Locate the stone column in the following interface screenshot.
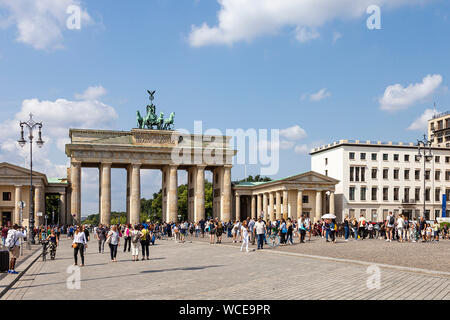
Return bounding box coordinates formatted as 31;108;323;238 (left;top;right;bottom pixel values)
126;165;131;224
14;185;22;225
329;191;335;214
100;162;112;226
276;191;282;220
269;192;274;220
221;165;232;222
235;194;241;222
251;195;256;219
283;190;289;219
263;193;268;219
70;161;81;224
315;191;322;222
195;165;206;222
167;165;178;223
297;190;303;219
59;192;66;226
130;163;141;225
35;185;45;226
257;194;262;217
161;167;167;223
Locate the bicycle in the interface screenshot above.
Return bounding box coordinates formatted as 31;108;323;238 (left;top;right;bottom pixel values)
265;232;280;248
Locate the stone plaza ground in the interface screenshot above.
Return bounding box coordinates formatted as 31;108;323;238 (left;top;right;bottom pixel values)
1;234;449;300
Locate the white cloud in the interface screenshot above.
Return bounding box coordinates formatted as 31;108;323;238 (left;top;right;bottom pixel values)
332;31;342;43
188;0;422;47
407;108;438;131
0;87;118;177
295;27;320;43
75;85;107;101
280;125;307;140
294;144;309;154
0;0;91;50
302;88;331;102
379;74;443;111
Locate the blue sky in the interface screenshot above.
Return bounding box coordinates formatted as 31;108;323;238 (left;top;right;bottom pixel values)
0;0;449;216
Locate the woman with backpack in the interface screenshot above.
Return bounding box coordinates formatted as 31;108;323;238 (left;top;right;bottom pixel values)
208;220;216;244
130;225;141;261
216;221;223;244
279;219;287;245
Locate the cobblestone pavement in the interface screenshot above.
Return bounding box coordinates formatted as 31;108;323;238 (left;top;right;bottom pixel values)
2;238;449;300
190;233;450;272
0;242;41;283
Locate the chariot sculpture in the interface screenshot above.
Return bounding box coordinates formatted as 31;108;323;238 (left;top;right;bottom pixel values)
136;90;175;130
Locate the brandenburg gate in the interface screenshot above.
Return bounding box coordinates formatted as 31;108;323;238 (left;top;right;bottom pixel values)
65;129;236;225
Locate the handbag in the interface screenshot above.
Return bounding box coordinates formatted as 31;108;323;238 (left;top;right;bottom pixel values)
72;243;78;249
106;235;112;245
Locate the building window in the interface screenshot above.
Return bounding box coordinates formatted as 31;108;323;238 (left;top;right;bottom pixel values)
383;187;388;201
435;210;440;218
325;158;328;165
355;167;360;182
404;154;410;162
446;171;450;181
360;153;366;160
425;170;430;180
415;188;420;201
393;154;399;161
383;154;388;161
394;169;399;180
349;209;355;218
349;187;355;201
435;188;440;202
302;196;309;204
2;192;11;201
383;169;388;179
349;152;355;160
404;188;410;202
446;189;450;199
360;209;366;218
350;167;354;182
435;170;441;181
394;188;399;201
361;187;367;201
426;188;431;202
371;153;377;161
325;170;328;176
404;169;410;180
415;155;421;162
415;170;420;180
361;167;365;182
435;156;440;163
371;188;377;201
446;156;450;163
371;168;377;179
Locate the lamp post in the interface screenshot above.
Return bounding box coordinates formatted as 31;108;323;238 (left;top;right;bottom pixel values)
18;113;45;245
417;134;433;220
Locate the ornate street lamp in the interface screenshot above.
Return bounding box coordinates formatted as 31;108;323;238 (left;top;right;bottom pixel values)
18;113;44;245
417;134;433;220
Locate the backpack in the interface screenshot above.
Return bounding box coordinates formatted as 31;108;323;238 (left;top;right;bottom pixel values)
389;216;395;225
131;231;140;243
5;230;17;251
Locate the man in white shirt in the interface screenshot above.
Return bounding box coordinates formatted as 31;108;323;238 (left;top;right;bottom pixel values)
397;214;405;242
254;217;266;250
6;224;26;274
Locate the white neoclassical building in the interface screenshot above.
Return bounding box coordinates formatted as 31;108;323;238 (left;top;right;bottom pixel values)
311;139;450;222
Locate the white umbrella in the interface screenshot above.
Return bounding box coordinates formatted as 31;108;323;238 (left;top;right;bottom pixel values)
321;213;336;219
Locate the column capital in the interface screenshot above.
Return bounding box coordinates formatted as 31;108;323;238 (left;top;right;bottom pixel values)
196;164;207;170
223;165;233;169
131;162;141;168
14;185;23;188
71;160;82;167
101;162;113;167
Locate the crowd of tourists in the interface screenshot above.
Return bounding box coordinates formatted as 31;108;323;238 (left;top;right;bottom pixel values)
1;211;448;271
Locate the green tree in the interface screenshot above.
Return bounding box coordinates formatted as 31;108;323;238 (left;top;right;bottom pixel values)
45;195;60;225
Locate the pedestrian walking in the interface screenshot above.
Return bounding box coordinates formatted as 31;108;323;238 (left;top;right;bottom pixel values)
240;220;250;252
106;225;120;262
123;224;132;252
5;224;25;274
130;225;141;261
254;217;265;250
140;225;150;260
72;226;87;266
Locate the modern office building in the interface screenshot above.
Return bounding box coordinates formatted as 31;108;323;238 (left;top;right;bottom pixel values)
429;111;450;147
310;139;450;222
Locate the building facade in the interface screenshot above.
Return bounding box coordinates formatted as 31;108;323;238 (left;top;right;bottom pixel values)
311;140;450;222
429;111;450;147
0;162;68;227
232;171;338;222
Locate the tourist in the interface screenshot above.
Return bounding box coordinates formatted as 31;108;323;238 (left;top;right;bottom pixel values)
343;215;350;241
433;220;440;241
248;218;255;245
96;224;107;253
216;220;223;244
106;225;120;262
358;214;366;240
129;225;141;261
208;219;216;244
279;219;287;244
298;215;306;243
1;225;8;247
386;212;395;242
443;223;449;240
351;218;358;240
425;223;433;241
397;214;405;242
286;218;294;245
195;222;200;237
419;217;426;242
45;229;58;260
5;224;26;274
140;225;150;260
123;224;131;252
254;217;265;249
82;225;90;253
240;220;249;252
72;226;87;266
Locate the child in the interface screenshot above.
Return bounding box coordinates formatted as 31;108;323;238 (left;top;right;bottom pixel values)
425;224;432;242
